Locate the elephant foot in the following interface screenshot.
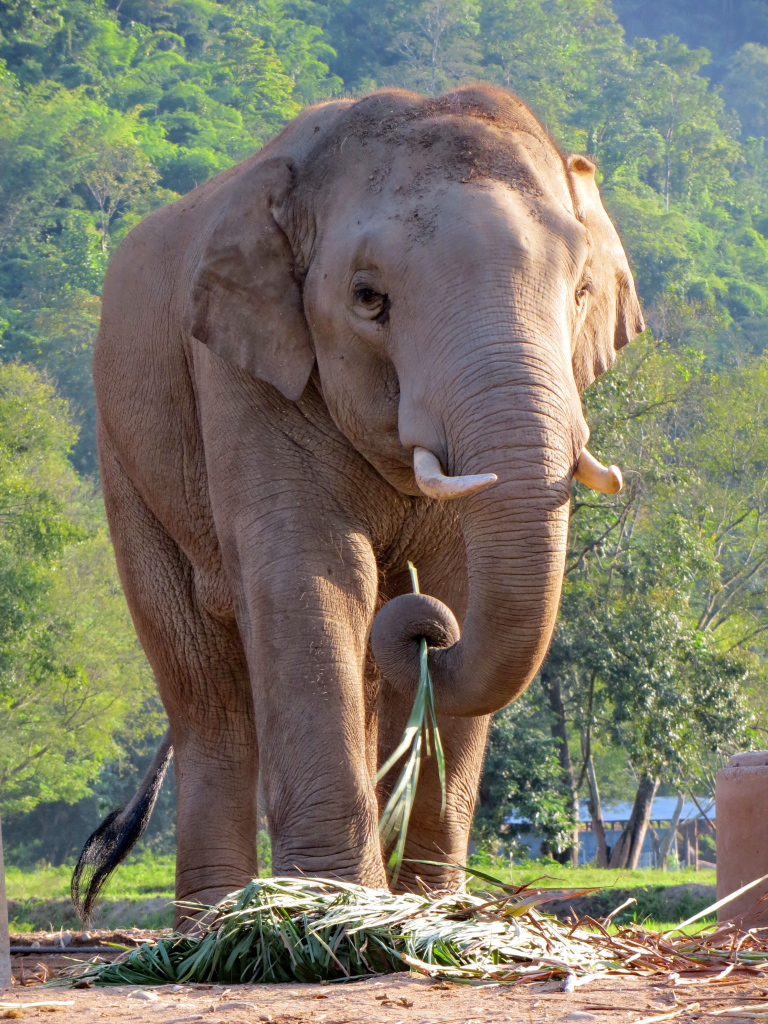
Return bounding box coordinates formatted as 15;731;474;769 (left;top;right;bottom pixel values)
173;881;253;932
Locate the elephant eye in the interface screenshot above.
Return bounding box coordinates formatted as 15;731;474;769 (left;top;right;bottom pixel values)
353;285;390;323
575;280;592;307
355;287;379;305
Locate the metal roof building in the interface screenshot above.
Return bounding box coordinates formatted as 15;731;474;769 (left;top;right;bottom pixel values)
506;797;715;868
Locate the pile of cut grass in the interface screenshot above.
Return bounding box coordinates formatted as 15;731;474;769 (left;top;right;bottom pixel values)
63;875;616;986
64;869;768;988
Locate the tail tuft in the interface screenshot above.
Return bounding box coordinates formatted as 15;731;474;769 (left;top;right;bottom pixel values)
71;731;173;926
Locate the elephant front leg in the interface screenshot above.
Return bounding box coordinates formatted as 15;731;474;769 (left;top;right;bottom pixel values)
242;528;387;887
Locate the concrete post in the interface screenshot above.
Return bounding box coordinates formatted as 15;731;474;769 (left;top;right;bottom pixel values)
716;751;768;924
0;816;12;988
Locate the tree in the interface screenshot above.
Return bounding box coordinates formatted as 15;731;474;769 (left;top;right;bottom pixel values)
532;336;757;866
387;0;481;95
612;0;768;76
723;44;768;139
0;362;157;815
0;0;341;476
475;680;577;858
77;141;159;254
481;0;626;150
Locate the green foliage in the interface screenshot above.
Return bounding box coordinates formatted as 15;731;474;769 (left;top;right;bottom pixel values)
612;0;768;78
257;830;272;876
0;363;156;816
378;562;446;879
0;0;340;476
383;0;481;95
69;876;659;986
3;701;176;867
474;681;576;852
723;44;768;139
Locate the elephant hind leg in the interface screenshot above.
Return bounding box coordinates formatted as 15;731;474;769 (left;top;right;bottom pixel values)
97;426;259;921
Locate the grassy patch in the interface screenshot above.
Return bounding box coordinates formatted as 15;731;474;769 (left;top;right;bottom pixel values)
618;917;717;935
513;863;717;888
5;852;175;901
463;857;717;931
5;854;715;904
467;857;716;890
4;853;719;935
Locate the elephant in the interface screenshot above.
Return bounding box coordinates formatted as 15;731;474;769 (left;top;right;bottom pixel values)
72;85;643;924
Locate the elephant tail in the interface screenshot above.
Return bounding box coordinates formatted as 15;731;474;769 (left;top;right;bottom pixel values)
71;730;173;925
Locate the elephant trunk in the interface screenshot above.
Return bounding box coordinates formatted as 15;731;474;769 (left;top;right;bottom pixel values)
371;345;584;717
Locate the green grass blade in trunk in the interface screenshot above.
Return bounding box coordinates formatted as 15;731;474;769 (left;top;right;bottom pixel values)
377;562;447;880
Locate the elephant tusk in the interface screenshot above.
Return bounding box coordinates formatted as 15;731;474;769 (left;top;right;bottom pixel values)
574;448;623;494
413;446;498;500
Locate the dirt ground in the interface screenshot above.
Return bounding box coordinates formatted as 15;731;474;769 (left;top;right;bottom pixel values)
2;969;768;1024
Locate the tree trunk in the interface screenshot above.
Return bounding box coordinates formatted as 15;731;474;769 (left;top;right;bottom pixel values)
609;775;659;869
657;792;685;870
541;668;580;865
649;826;661;867
681;819;699;869
586;753;609;868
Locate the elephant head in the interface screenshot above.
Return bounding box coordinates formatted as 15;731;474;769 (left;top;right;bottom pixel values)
186;87;643;718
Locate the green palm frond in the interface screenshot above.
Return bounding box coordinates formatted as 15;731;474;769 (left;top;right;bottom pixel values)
377;562;446;881
61;875;631;987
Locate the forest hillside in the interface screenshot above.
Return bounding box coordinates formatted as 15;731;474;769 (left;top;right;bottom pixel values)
2;0;768;867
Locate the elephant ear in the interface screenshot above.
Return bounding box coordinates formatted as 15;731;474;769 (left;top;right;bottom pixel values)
566;155;645;391
185;156;314;402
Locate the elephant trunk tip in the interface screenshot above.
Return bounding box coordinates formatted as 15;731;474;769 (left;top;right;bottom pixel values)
370;592;460;698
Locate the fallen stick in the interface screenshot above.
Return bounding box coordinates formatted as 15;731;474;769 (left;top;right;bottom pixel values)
156;1016;205;1024
628;1004;701;1024
681;997;768;1003
9;946;130;955
0;1002;75;1008
581;1005;658;1013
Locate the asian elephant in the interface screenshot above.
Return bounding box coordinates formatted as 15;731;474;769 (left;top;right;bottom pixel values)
73;85;643;923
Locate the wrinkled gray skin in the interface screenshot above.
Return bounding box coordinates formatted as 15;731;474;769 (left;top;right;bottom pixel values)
94;86;643;916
